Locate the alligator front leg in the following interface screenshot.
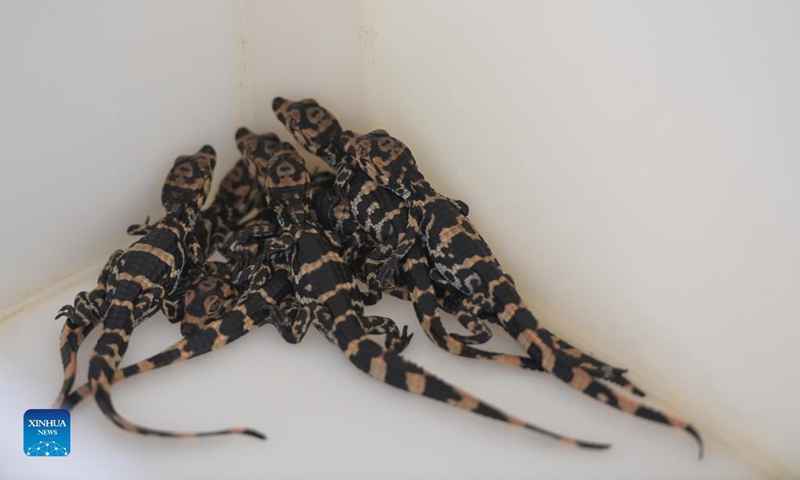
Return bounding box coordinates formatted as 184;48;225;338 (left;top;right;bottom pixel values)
126;217;152;236
162;272;200;324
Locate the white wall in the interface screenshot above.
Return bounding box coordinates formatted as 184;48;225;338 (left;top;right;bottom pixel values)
364;1;800;477
239;0;374;159
0;1;244;309
0;0;371;312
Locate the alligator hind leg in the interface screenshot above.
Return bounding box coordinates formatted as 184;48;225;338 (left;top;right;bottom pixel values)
130;285;165;328
55;291;101;328
361;315;413;353
402;246;544;372
53;249;123;407
449;296;495;345
55;249;122;327
60;291;282;410
66;304;272;438
427;269;494;345
536;328;645;397
416;297;545;372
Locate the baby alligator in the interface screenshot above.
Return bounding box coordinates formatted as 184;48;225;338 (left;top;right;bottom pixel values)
272;98;648;393
351;128;703;456
241;139;610;449
52;147;245;438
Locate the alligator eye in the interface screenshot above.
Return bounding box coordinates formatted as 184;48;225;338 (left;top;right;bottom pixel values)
208;299;222;314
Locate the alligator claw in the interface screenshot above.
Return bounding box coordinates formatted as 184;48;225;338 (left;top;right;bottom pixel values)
54;305;85;326
396;325;414;352
54;305;71;320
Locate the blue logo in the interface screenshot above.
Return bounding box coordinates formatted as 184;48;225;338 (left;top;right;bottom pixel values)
24;409;70;457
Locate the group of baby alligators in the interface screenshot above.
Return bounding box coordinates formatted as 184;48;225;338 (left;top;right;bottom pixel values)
52;96;702;457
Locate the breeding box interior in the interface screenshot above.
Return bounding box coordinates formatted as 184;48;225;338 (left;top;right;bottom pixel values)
1;2;798;479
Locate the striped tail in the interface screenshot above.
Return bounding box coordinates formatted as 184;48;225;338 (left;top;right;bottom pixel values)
94;385;265;440
53;321;97;408
465;258;642;387
459;262;701;455
66;296;283;440
53;289;109;408
60;384;92;411
343;334;610;450
61;302;272;411
61;297;136;411
89;310;266;440
492;283;703;456
485;271;645;395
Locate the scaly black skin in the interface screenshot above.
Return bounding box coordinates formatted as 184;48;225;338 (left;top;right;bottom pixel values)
347;127;703;456
232;130;412;352
53;247;195;407
274;98;540;364
273;97;423;304
178;205;280;338
59;133;381;437
54;160;262;407
173;199;278;341
310;169;548;372
134;168;357;347
59;135;286;423
271;98;647;383
244;140;610;449
178;157;269;336
272;98;652;391
63;170;348;412
194;158;266;255
60;260;291;441
52;147;277;441
177;138;281;336
61;264;240;410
